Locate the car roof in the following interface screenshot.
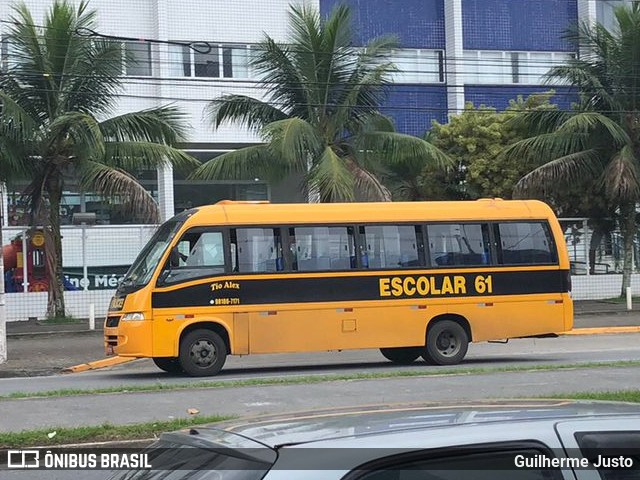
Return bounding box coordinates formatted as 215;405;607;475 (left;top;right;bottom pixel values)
192;400;640;448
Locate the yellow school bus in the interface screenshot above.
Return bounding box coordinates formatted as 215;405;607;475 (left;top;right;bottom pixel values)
104;199;573;376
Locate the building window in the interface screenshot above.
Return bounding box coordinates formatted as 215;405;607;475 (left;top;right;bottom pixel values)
124;41;153;76
169;42;252;79
390;49;444;84
464;50;575;85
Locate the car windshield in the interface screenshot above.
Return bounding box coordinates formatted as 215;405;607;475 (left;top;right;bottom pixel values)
106;434;276;480
120;219;183;290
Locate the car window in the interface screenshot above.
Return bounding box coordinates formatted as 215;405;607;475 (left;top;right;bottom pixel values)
348;447;563;480
575;431;640;480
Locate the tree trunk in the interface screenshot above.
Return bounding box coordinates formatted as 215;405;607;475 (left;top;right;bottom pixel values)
44;178;65;319
620;204;636;297
588;228;604;275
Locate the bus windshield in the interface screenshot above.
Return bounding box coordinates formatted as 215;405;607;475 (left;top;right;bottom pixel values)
120;219;183;291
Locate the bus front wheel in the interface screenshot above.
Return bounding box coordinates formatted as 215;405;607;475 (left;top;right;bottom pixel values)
153;357;183;374
423;320;468;365
380;347;422;365
179;329;227;377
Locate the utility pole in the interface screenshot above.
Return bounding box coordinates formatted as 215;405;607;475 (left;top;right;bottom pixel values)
0;182;7;364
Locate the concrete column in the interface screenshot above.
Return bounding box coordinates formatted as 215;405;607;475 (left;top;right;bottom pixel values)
157;164;175;222
154;0;175;222
577;0;597;24
1;183;8;227
577;0;597;59
445;0;465;119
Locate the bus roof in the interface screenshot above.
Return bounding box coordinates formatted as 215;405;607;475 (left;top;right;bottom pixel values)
183;199;557;226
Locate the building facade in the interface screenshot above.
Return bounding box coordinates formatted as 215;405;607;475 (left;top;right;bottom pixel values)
0;0;625;226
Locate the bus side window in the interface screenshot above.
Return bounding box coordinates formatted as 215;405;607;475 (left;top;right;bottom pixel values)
233;228;283;272
358;225;423;269
498;222;557;265
290;226;355;271
426;223;490;267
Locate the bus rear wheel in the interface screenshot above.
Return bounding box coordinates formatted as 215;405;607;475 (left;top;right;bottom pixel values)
153;357;183;374
423;320;469;365
179;329;227;377
380;347;422;365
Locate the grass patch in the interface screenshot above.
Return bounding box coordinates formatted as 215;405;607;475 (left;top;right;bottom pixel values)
0;414;232;448
3;360;640;401
546;390;640;403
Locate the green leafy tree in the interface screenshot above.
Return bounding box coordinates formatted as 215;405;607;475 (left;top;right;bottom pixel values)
507;3;640;295
0;1;195;317
192;4;449;202
407;93;556;201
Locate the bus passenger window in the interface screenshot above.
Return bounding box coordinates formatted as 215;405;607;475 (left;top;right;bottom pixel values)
232;228;283;273
290;226;355;271
498;222;557;265
427;224;491;267
359;225;423;269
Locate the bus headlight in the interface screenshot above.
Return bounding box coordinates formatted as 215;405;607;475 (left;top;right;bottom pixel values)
122;312;145;321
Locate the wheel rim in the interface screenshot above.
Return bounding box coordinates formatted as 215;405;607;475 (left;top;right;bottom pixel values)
435;330;460;357
189;339;216;367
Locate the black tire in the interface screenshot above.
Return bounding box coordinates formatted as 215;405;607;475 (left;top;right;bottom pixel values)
422;320;469;365
179;329;227;377
380;347;422;365
153;357;183;374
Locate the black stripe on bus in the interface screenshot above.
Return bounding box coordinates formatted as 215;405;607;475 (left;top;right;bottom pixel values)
151;269;570;309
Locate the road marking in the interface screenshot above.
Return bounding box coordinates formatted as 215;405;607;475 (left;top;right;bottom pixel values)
62;356;138;373
564;327;640;335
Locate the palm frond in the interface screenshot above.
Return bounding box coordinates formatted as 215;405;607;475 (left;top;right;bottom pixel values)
556;112;630;146
100;106;189;144
358;131;452;169
103;141;199;173
78;161;159;223
307;146;355;202
262;117;323;169
504;131;590;164
190;145;285;182
602;145;640;203
206;94;287;131
0;91;38;138
45;112;105;161
346;159;392;201
514;149;603;197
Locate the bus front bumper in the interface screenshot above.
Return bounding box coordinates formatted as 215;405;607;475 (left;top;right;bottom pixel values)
104;318;153;357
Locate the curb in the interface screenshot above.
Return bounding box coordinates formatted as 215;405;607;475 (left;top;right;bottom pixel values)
8;330;104;339
62;356;138;373
564;326;640;335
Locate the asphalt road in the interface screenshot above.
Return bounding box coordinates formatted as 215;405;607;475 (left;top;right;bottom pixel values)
0;333;639;433
1;333;640;395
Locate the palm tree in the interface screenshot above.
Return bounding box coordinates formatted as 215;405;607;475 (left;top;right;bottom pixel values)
507;2;640;295
0;1;195;318
192;4;449;202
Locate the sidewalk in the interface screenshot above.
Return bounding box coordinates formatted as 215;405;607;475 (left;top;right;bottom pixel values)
1;303;640;378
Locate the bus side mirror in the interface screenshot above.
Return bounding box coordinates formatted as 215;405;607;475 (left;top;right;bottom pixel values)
169;247;181;268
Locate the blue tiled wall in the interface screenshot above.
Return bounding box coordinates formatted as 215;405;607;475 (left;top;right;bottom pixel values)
320;0;445;49
464;86;577;111
462;0;578;51
380;86;448;136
